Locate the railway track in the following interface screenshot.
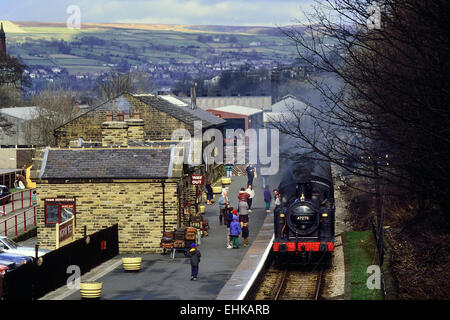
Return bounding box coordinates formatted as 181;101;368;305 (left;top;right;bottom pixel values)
254;264;325;300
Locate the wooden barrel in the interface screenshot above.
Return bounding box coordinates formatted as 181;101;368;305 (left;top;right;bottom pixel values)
80;282;102;299
122;257;142;271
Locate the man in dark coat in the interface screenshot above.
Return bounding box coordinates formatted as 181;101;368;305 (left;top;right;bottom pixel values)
205;182;213;205
187;243;201;280
246;164;255;187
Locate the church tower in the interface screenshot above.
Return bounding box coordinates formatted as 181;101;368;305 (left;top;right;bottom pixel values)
0;23;6;56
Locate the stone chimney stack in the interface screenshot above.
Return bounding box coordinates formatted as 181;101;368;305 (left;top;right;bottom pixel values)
126;110;145;142
102;111;128;147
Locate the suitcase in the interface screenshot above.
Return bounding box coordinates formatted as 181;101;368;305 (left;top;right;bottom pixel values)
174;240;185;248
185;232;197;240
163;231;174;239
161;242;173;249
174;228;185;240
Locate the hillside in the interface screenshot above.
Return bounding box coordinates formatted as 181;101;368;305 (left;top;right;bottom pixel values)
13;21;293;35
3;20;301;80
0;21;26;33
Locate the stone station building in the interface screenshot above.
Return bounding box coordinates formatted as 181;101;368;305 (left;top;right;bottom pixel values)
31;92;226;253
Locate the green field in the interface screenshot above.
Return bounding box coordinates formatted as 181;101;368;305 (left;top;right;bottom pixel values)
4;21;299;74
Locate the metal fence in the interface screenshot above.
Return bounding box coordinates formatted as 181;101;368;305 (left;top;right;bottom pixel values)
1;206;37;237
1;188;36;215
0;224;119;300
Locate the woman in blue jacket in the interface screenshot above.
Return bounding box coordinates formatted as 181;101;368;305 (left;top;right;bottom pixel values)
229;215;241;249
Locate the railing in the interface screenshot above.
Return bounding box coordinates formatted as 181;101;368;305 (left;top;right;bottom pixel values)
0;188;36;216
1;206;37;237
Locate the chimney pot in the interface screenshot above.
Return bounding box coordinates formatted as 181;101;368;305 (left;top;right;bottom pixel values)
134;111;141;119
124;113;130;120
117;111;124;121
106;111;113;122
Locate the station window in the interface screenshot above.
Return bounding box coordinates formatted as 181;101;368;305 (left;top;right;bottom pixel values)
44;198;76;226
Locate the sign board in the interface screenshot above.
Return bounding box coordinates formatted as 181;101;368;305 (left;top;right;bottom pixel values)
190;175;205;186
44;198;76;225
56;217;74;249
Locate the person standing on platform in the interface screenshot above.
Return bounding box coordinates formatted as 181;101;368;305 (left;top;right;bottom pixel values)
238;187;250;203
225;163;234;178
246;184;255;213
274;192;281;212
230;214;241;249
187;243;201;281
205;182;213;205
218;191;229;225
225;208;235;248
264;185;272;213
238;199;249;228
246;164;255;187
242;222;249;247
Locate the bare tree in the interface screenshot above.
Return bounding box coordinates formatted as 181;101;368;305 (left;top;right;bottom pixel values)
272;0;450;213
0;53;27;133
27;87;78;146
94;71;155;104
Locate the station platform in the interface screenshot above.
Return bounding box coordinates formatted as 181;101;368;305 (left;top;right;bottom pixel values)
51;173;280;300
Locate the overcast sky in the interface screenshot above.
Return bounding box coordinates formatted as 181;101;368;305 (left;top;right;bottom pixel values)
0;0;316;26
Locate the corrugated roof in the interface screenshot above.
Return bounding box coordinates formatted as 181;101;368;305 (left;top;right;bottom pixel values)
271;95;309;113
182;96;272;111
212;105;264;116
159;95;189;107
41;148;174;179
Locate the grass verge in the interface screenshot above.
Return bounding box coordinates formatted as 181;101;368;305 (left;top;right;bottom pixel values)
342;230;384;300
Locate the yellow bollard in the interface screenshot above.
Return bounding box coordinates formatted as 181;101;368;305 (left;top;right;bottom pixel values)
80;282;102;299
199;205;205;213
122;257;142;271
221;177;231;185
212;186;222;194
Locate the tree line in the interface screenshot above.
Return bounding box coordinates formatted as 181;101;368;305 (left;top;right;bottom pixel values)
271;0;450;217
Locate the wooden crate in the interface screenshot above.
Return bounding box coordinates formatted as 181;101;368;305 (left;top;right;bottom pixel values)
174;240;185;248
185;232;196;240
161;242;174;249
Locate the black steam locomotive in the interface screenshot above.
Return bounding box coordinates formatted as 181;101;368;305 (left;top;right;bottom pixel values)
273;153;335;266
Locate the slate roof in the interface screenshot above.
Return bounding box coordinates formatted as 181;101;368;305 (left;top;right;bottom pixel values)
134;94;225;129
54;92;225;133
40;148;174;179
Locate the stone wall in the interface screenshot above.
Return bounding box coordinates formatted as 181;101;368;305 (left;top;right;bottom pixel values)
101;121;129;147
36;180;180;253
